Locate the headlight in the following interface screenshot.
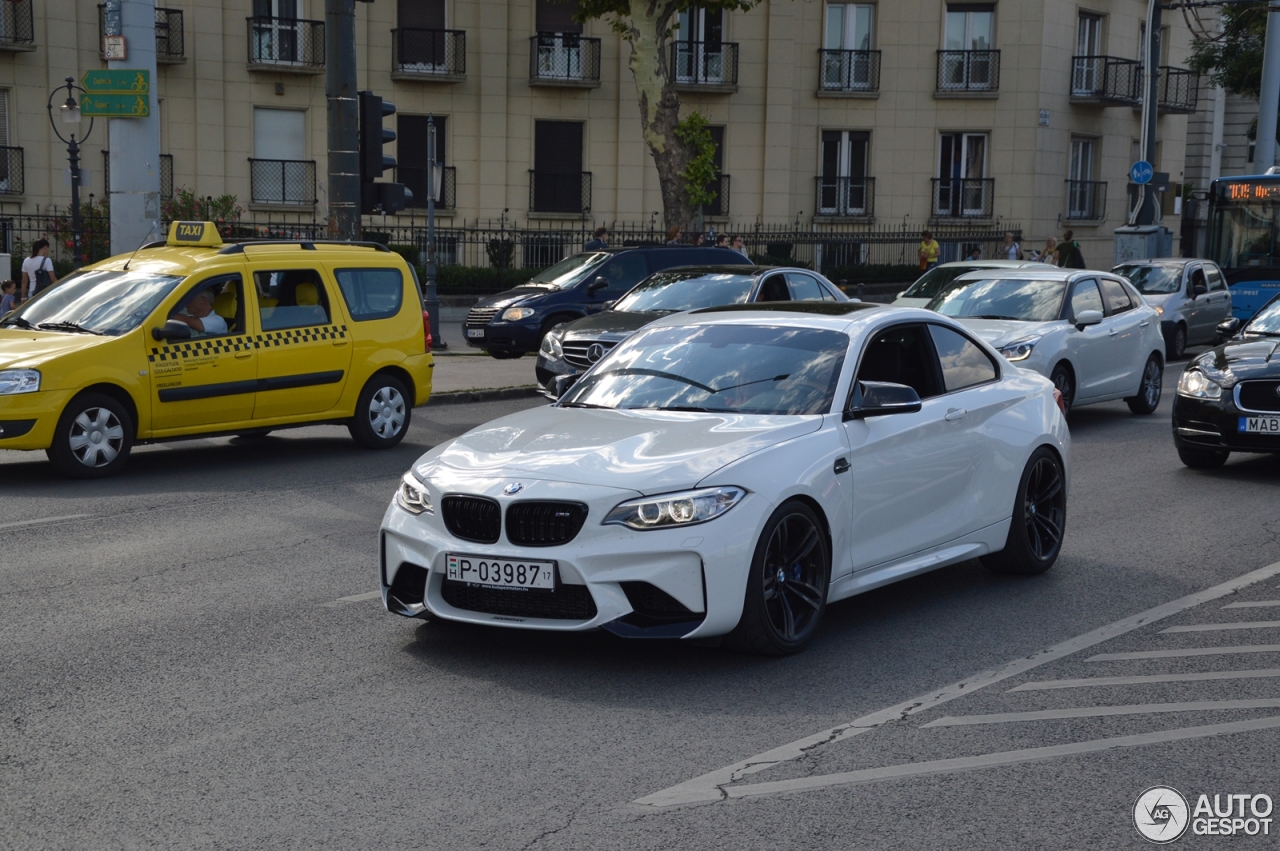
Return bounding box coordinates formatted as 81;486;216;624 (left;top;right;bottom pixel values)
603;486;745;530
1153;305;1164;316
501;307;536;322
998;337;1041;362
540;330;563;359
395;472;433;515
1177;370;1223;400
0;369;39;395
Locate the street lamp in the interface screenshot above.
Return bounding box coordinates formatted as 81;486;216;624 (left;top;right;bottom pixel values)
421;115;446;349
47;76;95;267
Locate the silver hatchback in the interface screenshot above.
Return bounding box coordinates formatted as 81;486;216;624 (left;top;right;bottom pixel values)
1112;260;1233;358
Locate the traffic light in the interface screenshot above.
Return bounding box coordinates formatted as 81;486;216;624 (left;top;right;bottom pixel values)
358;90;410;214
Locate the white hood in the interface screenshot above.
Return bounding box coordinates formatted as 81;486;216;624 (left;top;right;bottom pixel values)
954;317;1061;349
419;405;823;494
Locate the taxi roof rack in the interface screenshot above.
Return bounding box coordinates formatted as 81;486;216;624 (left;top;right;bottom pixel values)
216;239;391;255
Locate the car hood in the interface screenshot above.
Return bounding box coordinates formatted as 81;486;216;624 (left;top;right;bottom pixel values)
560;310;659;338
953;317;1060;348
1196;337;1280;382
417;404;823;494
1140;292;1173;308
473;286;562;309
0;329;115;370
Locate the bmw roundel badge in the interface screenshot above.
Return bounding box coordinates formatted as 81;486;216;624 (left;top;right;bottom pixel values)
503;483;524;495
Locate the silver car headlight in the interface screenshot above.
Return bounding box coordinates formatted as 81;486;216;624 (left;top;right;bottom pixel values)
604;486;745;530
501;307;536;321
1177;369;1223;400
0;369;39;395
540;330;563;359
1153;305;1164;316
395;472;433;515
998;337;1040;362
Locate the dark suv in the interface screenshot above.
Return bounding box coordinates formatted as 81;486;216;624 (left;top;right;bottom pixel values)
462;246;751;358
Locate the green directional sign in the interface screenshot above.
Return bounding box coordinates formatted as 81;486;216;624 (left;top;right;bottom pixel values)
81;69;150;95
80;92;150;117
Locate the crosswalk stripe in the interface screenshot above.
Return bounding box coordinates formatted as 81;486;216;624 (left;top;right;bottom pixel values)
1223;600;1280;609
1161;620;1280;633
1087;644;1280;662
1008;668;1280;692
923;698;1280;727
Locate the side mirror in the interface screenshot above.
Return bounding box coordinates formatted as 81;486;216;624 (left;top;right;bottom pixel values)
152;319;192;342
844;381;923;420
1192;283;1208;298
1217;317;1242;338
552;373;580;400
602;300;616;310
587;276;609;295
1074;309;1103;329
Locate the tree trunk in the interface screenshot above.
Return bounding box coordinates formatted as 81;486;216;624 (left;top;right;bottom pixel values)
623;0;695;232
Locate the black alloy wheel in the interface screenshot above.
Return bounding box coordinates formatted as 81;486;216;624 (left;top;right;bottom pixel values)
1126;355;1163;414
729;501;830;655
981;447;1066;576
1049;364;1074;415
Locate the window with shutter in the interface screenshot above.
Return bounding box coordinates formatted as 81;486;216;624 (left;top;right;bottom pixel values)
398;0;445;29
536;0;582;34
0;90;9;148
397;115;447;208
533;121;584;212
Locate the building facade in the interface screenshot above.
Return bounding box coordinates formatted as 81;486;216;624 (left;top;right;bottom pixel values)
0;0;1198;265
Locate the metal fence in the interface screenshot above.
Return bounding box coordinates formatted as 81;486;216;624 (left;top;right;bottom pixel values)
529;171;591;215
936;50;1000;93
0;0;33;48
249;158;317;206
393;28;465;77
0;147;23;197
818;49;881;94
671;41;739;88
397;165;457;210
246;16;325;69
529;34;602;85
102;151;173;200
1065;180;1107;222
99;5;183;62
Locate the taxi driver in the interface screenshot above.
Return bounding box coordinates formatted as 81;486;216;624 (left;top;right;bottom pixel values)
172;290;227;336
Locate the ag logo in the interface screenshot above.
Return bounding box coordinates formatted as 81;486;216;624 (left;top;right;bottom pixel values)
1134;786;1190;843
586;343;606;364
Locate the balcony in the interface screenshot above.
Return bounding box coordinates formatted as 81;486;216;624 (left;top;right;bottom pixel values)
0;147;24;196
249;158;316;206
392;28;465;82
931;178;994;220
815;176;875;219
1070;55;1140;104
398;165;456;211
935;50;1000;96
817;49;881;96
1065;180;1107;222
671;42;739;93
99;6;184;63
246;17;325;74
528;34;601;88
0;0;33;51
103;151;173;200
529;171;591;215
701;174;731;218
1158;66;1199;113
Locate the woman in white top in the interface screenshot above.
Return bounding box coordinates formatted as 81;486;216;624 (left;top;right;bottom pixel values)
1001;232;1021;261
21;239;58;300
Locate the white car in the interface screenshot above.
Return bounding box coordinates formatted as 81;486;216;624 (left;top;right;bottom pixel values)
380;302;1070;655
893;260;1059;308
928;268;1166;415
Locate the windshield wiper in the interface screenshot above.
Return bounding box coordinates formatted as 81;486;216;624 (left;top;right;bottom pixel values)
970;314;1024;321
0;315;32;329
558;400;609;409
596;368;717;395
36;321;103;335
712;374;789;393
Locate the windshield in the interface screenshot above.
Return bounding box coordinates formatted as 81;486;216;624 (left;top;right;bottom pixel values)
524;253;609;289
929;277;1067;323
902;265;986;299
612;272;755;313
1209;200;1279;271
1114;264;1182;294
1245;297;1280;335
561;324;849;415
3;269;186;336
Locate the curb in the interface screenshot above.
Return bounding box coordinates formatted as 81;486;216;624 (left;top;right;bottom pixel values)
427;386;543;405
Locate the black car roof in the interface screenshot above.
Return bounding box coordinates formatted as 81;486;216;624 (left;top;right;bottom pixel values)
646;264;769;276
590;246;748;255
690;301;882;316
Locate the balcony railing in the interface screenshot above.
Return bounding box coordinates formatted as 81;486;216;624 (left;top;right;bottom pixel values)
936;50;1000;93
1070;55;1140;103
818;49;881;94
249;158;317;206
1065;180;1106;221
99;6;184;62
0;147;24;195
815;176;875;218
0;0;34;50
701;174;731;218
392;28;465;79
528;34;601;86
247;17;324;71
102;152;174;200
529;171;591;215
398;165;456;210
932;178;994;219
1158;66;1199;113
671;41;739;90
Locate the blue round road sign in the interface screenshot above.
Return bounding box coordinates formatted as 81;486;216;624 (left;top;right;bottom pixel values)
1130;160;1154;185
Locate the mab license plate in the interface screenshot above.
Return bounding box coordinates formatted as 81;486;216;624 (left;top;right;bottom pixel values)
466;328;485;339
446;554;555;590
1239;416;1280;434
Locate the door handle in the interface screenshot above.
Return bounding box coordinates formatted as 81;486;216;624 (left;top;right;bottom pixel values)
333;339;349;347
1108;328;1118;336
833;457;850;475
235;351;252;359
944;408;967;422
1139;320;1149;327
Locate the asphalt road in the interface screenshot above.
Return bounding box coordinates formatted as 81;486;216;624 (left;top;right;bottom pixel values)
4;356;1280;850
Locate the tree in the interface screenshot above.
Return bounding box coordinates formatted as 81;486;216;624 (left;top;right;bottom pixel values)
576;0;760;229
1188;2;1268;99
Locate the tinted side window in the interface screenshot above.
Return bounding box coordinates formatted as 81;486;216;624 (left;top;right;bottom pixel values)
928;325;998;392
855;324;942;400
595;253;650;297
1206;266;1227;291
757;274;791;302
1069;279;1104;319
253;269;332;330
1099;278;1134;314
785;272;824;301
334;268;404;321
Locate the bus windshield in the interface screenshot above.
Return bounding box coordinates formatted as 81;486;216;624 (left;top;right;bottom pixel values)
1209;183;1280;272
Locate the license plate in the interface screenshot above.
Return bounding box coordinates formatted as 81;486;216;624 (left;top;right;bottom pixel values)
445;553;555;590
1239;416;1280;434
466;328;485;339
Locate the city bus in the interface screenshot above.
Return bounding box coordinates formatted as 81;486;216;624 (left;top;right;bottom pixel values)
1207;173;1280;320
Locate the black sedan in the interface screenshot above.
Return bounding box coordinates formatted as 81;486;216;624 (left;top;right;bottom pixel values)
1173;293;1280;468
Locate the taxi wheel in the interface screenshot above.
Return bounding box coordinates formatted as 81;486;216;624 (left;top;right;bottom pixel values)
349;374;411;449
47;392;134;479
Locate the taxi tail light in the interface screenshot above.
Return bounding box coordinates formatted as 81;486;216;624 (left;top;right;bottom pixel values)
422;310;432;353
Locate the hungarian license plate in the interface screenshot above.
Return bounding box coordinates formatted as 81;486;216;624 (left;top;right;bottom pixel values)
446;553;555;590
466;328;485;339
1239;416;1280;434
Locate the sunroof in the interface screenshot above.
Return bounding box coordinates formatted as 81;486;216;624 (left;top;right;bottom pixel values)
689;301;883;316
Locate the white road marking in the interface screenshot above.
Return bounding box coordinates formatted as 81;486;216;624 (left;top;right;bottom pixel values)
1161;620;1280;633
1224;600;1280;609
1088;644;1280;662
923;698;1280;728
633;558;1280;809
321;590;381;608
0;514;93;532
712;716;1280;802
1008;668;1280;692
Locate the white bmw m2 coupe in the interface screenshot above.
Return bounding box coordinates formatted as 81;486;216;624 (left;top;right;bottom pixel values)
380;302;1070;654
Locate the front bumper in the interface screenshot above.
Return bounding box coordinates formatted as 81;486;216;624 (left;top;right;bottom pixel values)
534;351;576;388
1172;393;1280;454
462;319;541;353
0;388;75;451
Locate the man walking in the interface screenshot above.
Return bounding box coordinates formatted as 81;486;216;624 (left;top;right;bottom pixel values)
1055;229;1086;269
584;227;609;251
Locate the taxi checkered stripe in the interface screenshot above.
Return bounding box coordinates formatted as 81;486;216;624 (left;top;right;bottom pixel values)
148;324;348;362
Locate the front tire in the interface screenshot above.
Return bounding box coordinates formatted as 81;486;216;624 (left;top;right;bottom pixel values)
1125;355;1163;415
348;374;410;449
1049;363;1075;416
46;392;134;479
728;501;830;656
981;447;1066;576
1166;324;1187;360
1178;446;1229;469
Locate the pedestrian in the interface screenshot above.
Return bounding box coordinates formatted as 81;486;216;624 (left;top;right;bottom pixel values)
1032;236;1057;264
0;280;15;315
666;225;682;244
918;230;940;271
715;233;730;248
731;235;749;258
584;226;608;251
1001;231;1022;260
1056;229;1085;269
21;239;57;301
967;246;983;261
692;232;705;246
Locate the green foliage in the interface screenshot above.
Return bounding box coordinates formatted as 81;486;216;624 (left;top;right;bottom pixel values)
431;265;547;294
575;1;763;35
163;187;244;223
47;196;112;264
1189;3;1267;99
675;112;719;209
486;239;515;269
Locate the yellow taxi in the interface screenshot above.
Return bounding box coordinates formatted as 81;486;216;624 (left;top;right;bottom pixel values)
0;221;433;477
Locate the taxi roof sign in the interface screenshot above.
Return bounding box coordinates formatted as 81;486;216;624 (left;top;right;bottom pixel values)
166;221;223;248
